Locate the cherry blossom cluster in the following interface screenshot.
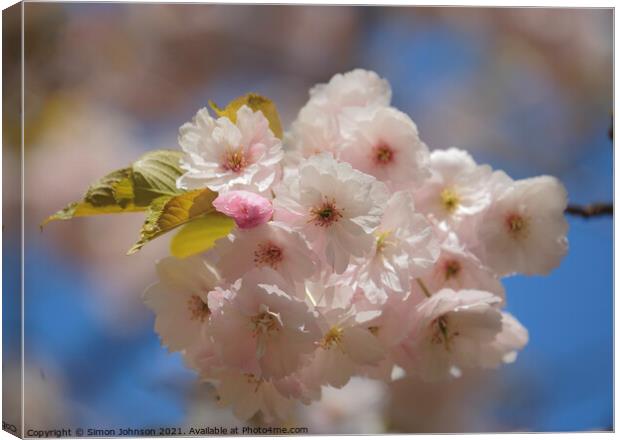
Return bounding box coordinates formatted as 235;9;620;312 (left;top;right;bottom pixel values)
144;69;569;422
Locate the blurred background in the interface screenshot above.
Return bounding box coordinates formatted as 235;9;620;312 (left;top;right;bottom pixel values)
3;4;613;434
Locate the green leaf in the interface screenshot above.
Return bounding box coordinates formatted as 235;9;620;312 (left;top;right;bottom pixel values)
127;188;221;255
209;93;283;139
84;168;134;207
170;214;235;258
42;149;185;227
132;150;185;205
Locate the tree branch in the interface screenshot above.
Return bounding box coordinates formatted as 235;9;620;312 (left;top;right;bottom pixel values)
565;203;613;218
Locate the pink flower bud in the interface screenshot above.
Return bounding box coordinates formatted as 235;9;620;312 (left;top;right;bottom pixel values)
213;190;273;229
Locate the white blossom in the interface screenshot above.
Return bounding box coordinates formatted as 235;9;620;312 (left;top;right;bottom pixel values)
143;256;220;352
207;268;320;380
476;175;569;276
287;107;344;159
422;233;505;302
354;191;439;303
213;222;319;286
397;289;527;381
302;306;385;389
177;105;283;193
273;153;388;274
415;148;493;235
339;107;430;187
303;68;391;115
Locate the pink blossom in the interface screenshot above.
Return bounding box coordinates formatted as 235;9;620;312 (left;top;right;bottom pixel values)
213;190;273;229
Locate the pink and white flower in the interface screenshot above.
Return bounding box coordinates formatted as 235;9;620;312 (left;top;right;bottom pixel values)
143;256;221;352
207;269;320;380
273;153;388;274
414;148;493;235
302;69;391;116
177;105;283;193
476;175;569;276
421;233;505;302
397;289;527;381
287;107;344;159
302;306;385;389
212;222;318;286
339;107;430;187
354;191;439;303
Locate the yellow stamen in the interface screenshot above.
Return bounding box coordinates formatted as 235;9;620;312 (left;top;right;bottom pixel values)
373;143;395;165
375;230;393;254
320;326;344;349
440;188;460;213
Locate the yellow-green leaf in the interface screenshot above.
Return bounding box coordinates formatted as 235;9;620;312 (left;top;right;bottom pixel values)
209;93;283;139
42;149;185;227
42;201;145;226
127;189;219;255
170;214;235;258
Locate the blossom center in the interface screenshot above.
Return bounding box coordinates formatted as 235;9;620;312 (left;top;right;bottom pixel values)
187;295;210;322
251;307;281;337
320;326;344;349
253;241;284;269
310;198;343;227
375;231;393;255
505;213;528;239
430;315;459;351
222;149;247;173
372;142;395;166
444;259;461;280
440;188;460;213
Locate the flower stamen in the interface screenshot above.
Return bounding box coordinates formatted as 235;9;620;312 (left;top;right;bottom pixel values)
375;230;393;255
253;241;284;270
373;142;395;166
444;259;461;281
187;295;210;322
505;213;528;239
222;149;247;173
430;315;459;351
251;307;281;337
440;188;460;213
309;197;343;228
320;326;344;349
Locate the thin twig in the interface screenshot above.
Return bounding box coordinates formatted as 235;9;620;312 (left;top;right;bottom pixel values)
565;203;613;218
